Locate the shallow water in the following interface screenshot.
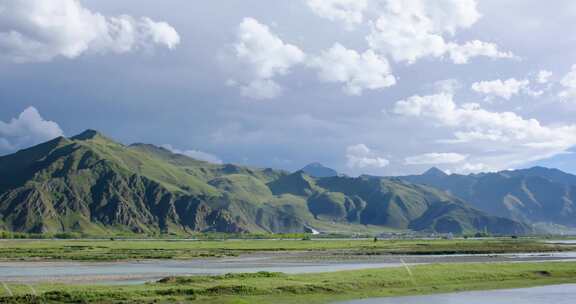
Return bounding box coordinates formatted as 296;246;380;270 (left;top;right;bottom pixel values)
1;251;576;285
0;259;405;285
545;240;576;244
337;284;576;304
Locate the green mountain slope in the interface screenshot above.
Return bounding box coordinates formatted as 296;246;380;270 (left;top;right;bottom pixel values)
312;176;527;234
0;130;530;235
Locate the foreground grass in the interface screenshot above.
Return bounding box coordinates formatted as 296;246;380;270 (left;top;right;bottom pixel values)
1;262;576;303
0;238;573;261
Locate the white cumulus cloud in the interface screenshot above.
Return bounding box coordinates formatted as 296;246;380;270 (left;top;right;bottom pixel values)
0;107;64;153
559;64;576;101
366;0;514;64
305;0;368;29
161;144;223;164
233;17;305;100
471;78;531;100
536;70;553;84
446;40;516;64
346;144;389;169
308;43;396;95
405;152;468;165
0;0;180;63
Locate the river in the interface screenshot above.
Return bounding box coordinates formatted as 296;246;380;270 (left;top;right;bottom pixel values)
337;284;576;304
1;251;576;285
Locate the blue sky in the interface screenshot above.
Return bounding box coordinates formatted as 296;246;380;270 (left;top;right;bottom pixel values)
1;0;576;175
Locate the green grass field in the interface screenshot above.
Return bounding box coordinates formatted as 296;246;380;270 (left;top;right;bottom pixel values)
0;238;573;261
1;262;576;303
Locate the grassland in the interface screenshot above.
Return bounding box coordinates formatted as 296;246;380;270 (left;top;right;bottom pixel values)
0;238;573;261
1;262;576;303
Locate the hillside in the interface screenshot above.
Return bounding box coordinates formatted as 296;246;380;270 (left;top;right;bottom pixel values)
0;130;529;235
399;167;576;227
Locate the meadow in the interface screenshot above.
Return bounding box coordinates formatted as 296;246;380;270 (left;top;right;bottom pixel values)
0;238;573;262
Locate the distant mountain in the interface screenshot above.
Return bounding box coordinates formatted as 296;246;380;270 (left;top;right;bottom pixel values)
505;167;576;185
300;163;338;178
530;147;576;176
398;167;576;227
422;167;448;178
0;130;529;235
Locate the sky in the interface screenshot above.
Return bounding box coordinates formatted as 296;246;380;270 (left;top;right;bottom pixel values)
2;0;576;176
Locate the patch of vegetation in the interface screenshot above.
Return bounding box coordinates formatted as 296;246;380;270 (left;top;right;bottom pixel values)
159;272;286;284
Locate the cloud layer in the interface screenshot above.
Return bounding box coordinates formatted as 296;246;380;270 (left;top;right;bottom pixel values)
393;88;576;171
2;1;576;177
346;144;389;169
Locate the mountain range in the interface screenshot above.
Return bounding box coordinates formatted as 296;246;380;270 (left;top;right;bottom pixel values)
0;130;528;235
398;167;576;229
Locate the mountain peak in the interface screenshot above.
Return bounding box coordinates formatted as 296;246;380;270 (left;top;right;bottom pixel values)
301;162;338;178
423;167;447;177
70;129;103;140
70;129;118;144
